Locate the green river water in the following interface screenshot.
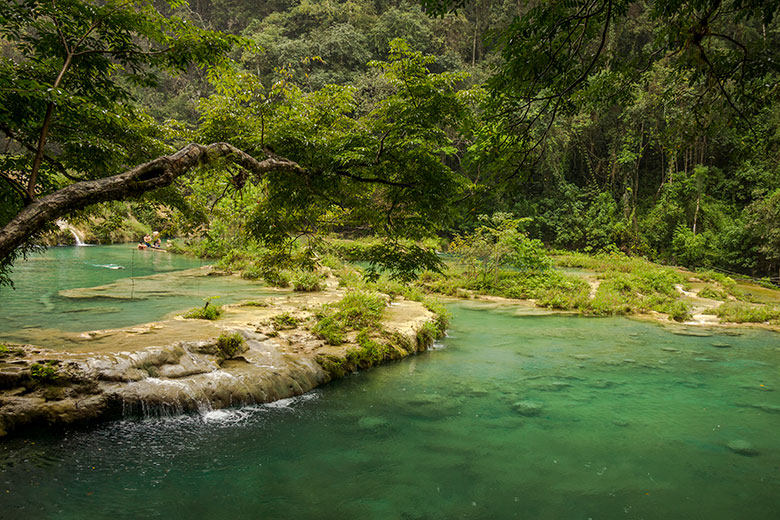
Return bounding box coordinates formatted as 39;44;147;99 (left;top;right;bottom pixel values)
1;247;779;519
0;244;274;342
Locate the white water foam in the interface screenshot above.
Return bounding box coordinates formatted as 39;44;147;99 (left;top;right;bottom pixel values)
201;409;254;425
263;391;320;409
92;263;124;270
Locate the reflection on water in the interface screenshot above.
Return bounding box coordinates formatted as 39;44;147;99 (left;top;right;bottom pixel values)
0;245;274;341
2;305;778;519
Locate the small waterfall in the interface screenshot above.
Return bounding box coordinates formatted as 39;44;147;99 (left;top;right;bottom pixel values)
55;219;87;246
117;370;265;420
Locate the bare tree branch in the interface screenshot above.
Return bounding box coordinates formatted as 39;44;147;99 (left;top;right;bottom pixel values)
0;171;28;202
0;123;84;182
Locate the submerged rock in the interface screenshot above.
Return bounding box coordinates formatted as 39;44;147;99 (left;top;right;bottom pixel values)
676;379;705;389
736;402;780;414
464;387;490;398
513;400;543;416
590;379;620;389
401;393;462;419
532;381;572;392
727;440;759;456
672;329;713;337
357;416;390;430
738;384;774;392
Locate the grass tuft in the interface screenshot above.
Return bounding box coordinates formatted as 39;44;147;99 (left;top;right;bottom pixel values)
216;332;246;358
714;302;780;323
292;270;324;292
184;304;223;320
271;312;299;330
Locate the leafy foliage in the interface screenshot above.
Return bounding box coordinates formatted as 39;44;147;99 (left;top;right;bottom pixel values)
184;298;223;320
0;0;237;285
3;0;780;291
0;0;237;193
713;302;780;324
30;361;58;382
450;213;551;284
292;270;324;291
192;39;471;279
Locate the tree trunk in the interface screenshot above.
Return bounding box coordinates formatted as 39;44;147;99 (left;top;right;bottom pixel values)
472;24;478;67
0;142;302;263
28;52;74;200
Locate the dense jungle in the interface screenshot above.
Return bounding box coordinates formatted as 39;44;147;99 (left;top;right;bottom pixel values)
1;1;779;518
2;0;780;284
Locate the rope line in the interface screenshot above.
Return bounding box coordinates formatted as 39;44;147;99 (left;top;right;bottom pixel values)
702;265;780;286
130;248;135;300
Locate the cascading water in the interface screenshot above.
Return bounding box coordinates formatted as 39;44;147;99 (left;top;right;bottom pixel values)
55;218;86;246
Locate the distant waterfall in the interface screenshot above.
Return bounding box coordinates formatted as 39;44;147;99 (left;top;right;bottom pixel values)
55;219;87;246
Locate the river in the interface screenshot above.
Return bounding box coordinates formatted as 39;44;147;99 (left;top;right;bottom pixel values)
1;247;778;518
0;244;274;343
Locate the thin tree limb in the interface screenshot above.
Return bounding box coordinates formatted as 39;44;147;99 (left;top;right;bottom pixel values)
0;171;28;202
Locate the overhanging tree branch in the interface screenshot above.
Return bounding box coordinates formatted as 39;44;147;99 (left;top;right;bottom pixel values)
332;169;414;188
0;142;302;263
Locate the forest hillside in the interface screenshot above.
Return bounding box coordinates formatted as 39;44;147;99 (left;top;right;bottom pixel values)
1;0;779;285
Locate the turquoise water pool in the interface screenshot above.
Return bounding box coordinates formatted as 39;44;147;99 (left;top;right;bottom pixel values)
0;245;273;341
1;304;777;519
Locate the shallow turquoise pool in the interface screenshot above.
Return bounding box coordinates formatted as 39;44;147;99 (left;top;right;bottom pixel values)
0;245;273;341
2;304;778;519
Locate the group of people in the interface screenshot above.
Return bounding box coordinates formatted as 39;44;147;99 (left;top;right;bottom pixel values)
139;231;163;249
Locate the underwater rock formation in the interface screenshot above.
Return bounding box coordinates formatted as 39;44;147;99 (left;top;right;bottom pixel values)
727;439;759;456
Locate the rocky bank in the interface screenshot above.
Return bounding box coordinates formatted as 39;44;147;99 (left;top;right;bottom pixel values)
0;286;441;437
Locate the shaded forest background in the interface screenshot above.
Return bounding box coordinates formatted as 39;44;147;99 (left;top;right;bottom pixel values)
2;0;780;280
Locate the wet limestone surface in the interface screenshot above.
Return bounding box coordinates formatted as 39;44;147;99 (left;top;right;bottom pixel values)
0;283;436;436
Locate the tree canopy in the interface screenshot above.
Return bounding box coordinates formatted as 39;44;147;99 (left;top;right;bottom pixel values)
2;0;780;284
0;2;473;284
190;39;473;279
0;1;240;273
